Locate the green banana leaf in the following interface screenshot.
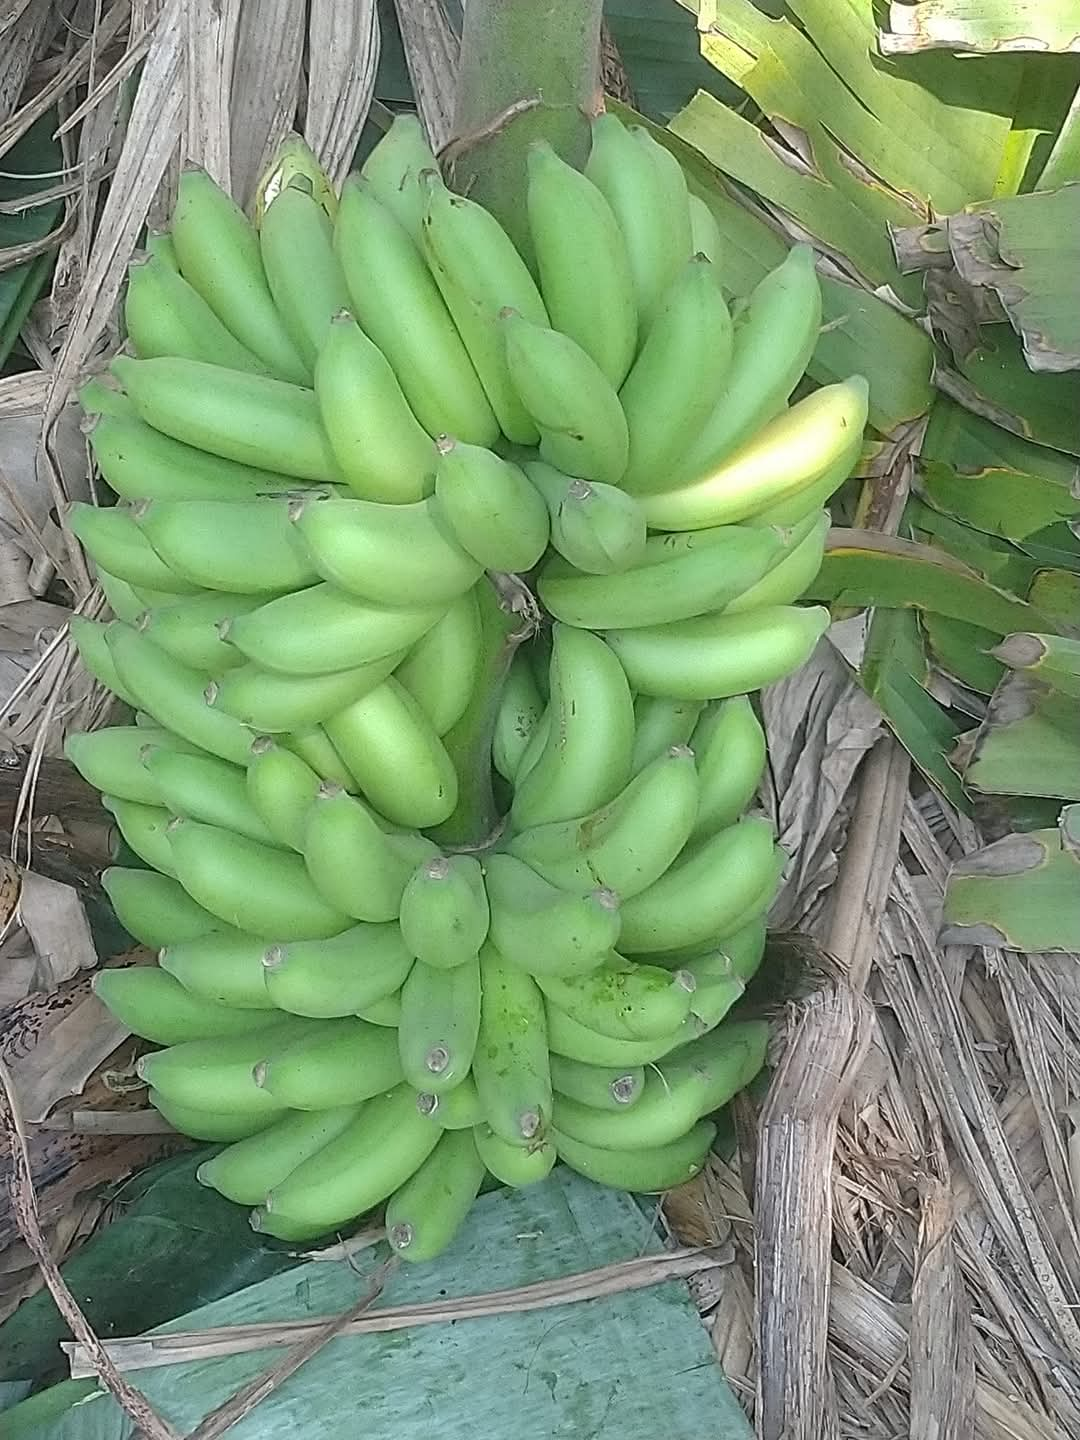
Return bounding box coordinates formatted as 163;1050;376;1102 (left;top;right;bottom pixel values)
958;672;1080;799
950;331;1080;455
0;114;65;369
878;0;1080;55
922;613;1006;693
906;498;1044;594
1026;568;1080;632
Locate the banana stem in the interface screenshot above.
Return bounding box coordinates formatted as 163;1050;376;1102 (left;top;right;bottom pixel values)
446;0;603;256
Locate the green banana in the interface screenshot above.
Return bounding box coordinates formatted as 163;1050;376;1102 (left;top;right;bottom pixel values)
255;1019;403;1108
360;113;437;243
322;679;458;828
501;310;629;487
617;256;733;495
79;375;135;419
745;472;838;529
359;991;402;1027
124;251;268;372
253;133;337;228
314;313;437;503
604;604;831;701
508;746;699;899
280;726;356;792
484;853;621;978
98;570;154;625
208;651;404;733
198;1105;360;1206
64;724;192;806
101;866;218;949
257;1082;441;1238
416;1074;482;1130
690;696;767;840
103;795;176;875
245;737;321;850
544;1001;685;1067
160;927;276;1010
68;617;139;708
110;355;339;482
68;503;201;594
223;583;442;677
104;621;253;764
138;591;266;673
535;959;694;1042
525;462;647;575
538;523;783;630
716;914;768;983
472;943;553;1144
145;229;179;270
301;783;436;921
291;494;479;607
171;165;309;383
399;855;489;969
510;623;635;831
133;497;318;594
629;696;703;773
553;1120;716;1193
87;414;299;503
386;1128;486;1262
675;245;823;482
259;179;350;368
492;650;544;784
472;1124;556;1188
585;115;692;330
262;923;412;1018
167;817;349;939
688;193;722;264
137;1021;315;1115
525;139;637;388
642;377;869;531
142;746;277;845
397;954;482;1093
420;174;549;444
723;510;829;614
549;1054;644;1111
335;176;498;445
395;589;482;736
93;966;271;1045
150;1091;283;1142
431;440;550;574
618;816;782;954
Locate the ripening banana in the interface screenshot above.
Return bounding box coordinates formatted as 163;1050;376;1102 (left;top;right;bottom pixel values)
67;503;201;595
150;1091;284;1142
690;696;767;841
102;795;177;874
399;855;490;970
321;679;458;829
197;1105;360;1207
554;1119;716;1193
549;1053;644;1111
483;853;621;978
167;816;349;939
386;1128;486;1262
86;414;297;503
314;313;438;503
124;252;269;373
335;176;498;445
431;439;550;574
508;746;699;900
279;727;356;793
525;139;637;388
92;966;270;1045
101;866;218;949
510;623;635;831
416;1075;482;1130
472;942;553;1144
675;245;823;482
629;696;703;774
492;651;544;784
605;605;831;701
544;999;686;1068
245;737;322;851
618;256;733;495
137;593;264;675
360;112;438;244
69;617;140;708
171;165;309;384
111;355;339;482
207;651;404;733
302;783;436;922
585;114;692;331
746;471;837;529
642;377;869;531
256;1083;441;1238
64;724;192;806
133;497;319;594
618;816;782;954
262;923;413;1017
525;462;647;575
222;583;442;677
501;310;629;487
159;927;276;1010
420;173;549;444
259;178;350;369
104;622;252;764
535;959;695;1042
255;1019;404;1109
472;1124;556;1189
136;1019;316;1114
538;523;784;631
395;589;482;736
397;955;482;1094
142;747;276;846
688;193;722;265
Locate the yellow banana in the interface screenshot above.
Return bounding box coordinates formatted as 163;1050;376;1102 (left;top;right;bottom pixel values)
208;651;404;733
473;942;552;1144
262;923;413;1017
255;1019;403;1108
133;497;318;594
93;966;270;1046
301;783;436;921
386;1129;486;1262
198;1105;360;1206
431;439;550;574
67;503;201;595
160;927;276;1010
101;866;218;949
525;461;647;575
395;589;482;736
397;955;482;1093
483;853;621;978
259;178;350;369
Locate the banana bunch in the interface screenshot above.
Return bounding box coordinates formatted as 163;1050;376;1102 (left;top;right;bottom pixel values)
70;114;868;1261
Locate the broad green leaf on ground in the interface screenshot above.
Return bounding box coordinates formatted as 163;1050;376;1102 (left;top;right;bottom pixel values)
947;329;1080;455
879;0;1080;55
906;498;1043;593
0;114;65;368
604;0;744;120
941;818;1080;951
992;632;1080;695
957;672;1080;798
1014;521;1080;574
1027;567;1080;631
922;612;1007;693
